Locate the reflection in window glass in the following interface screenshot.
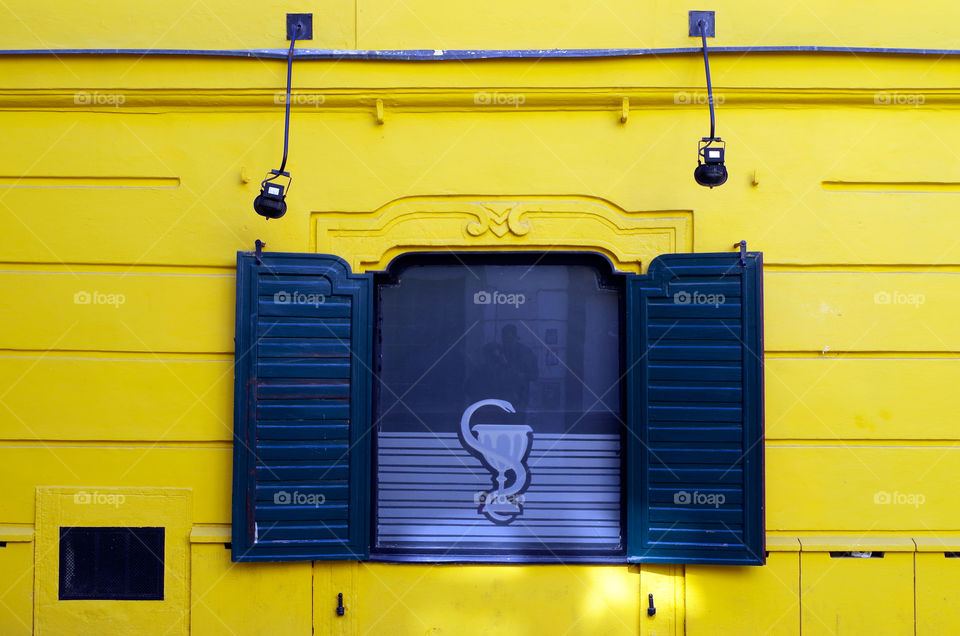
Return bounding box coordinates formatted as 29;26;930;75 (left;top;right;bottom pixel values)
375;259;623;559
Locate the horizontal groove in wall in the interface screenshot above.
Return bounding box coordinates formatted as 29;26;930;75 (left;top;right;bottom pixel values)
0;175;179;189
0;264;235;276
1;88;959;110
768;532;931;540
765;264;960;272
766;351;960;358
0;349;231;361
0;440;231;448
766;440;960;447
770;531;951;538
823;180;960;193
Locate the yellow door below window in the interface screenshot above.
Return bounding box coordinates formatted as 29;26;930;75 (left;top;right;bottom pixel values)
686;548;800;635
915;538;960;636
340;563;642;636
800;544;914;635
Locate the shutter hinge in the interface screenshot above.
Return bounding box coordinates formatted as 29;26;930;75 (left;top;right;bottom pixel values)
336;592;345;616
735;239;747;266
255;239;265;264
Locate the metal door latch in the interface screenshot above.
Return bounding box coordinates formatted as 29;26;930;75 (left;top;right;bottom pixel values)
735;239;747;266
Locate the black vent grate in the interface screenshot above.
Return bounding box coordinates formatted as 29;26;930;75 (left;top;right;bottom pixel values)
59;527;165;600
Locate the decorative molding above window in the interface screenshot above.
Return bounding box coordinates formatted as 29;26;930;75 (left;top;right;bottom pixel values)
312;195;692;274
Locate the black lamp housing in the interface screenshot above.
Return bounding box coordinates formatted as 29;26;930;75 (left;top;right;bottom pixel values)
694;137;728;188
254;170;291;219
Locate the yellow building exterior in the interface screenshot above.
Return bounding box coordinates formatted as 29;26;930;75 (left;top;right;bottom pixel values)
2;1;960;634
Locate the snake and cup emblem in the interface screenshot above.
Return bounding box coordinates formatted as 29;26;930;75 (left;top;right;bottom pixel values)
459;399;533;524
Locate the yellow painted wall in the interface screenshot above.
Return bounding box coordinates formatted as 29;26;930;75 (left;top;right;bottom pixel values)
2;1;960;633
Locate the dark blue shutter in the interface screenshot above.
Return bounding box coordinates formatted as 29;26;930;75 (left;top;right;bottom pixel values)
625;251;764;565
232;252;372;561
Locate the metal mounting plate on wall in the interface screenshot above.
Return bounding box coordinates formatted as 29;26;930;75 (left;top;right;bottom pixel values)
286;13;313;40
689;11;716;37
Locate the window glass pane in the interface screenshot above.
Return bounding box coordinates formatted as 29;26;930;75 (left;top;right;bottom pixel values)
375;259;623;559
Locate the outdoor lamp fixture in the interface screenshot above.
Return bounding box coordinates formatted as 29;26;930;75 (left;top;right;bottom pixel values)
253;21;304;219
692;17;728;188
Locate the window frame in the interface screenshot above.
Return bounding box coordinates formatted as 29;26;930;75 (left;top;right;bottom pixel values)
368;251;630;564
230;248;765;565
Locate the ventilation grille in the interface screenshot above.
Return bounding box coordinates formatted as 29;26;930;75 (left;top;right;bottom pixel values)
59;527;164;600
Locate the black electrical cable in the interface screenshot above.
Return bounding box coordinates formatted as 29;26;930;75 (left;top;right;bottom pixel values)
699;20;716;140
253;24;302;218
277;23;301;175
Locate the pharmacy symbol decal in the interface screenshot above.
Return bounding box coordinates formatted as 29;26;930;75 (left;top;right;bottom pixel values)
459;399;533;524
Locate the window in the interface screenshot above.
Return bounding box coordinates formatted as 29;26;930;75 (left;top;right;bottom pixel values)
374;255;624;560
231;250;764;565
59;527;165;600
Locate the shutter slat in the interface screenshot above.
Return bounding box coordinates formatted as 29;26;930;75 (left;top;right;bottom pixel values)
649;386;743;402
257;381;350;400
649;426;743;443
648;507;744;523
648;324;742;340
648;344;742;361
257;341;351;357
255;484;349;500
627;251;764;565
648;467;743;484
649;364;742;381
256;442;350;461
254;504;349;521
255;463;351;479
257;361;352;379
257;318;351;339
232;252;372;562
257;423;350;440
649;405;742;422
258;525;350;542
256;279;333;296
648;448;745;465
648;527;744;544
647;303;742;319
256;403;350;419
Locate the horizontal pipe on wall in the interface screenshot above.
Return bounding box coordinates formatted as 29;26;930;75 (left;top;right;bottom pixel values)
5;46;960;60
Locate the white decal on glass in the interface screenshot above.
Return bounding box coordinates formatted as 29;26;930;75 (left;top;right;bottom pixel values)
459;399;533;524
